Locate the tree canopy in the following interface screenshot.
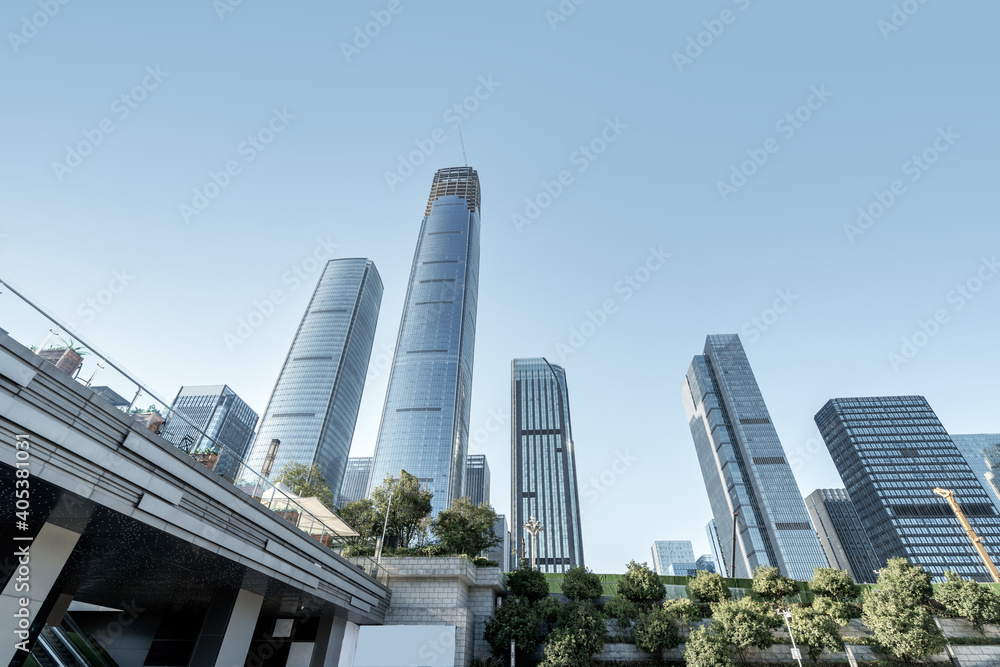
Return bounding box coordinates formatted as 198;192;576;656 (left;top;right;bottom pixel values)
861;559;946;663
616;560;666;609
430;497;501;557
751;565;797;606
506;562;551;602
370;471;433;548
712;596;781;664
560;566;604;602
337;497;379;547
683;624;732;667
484;596;542;663
935;570;1000;634
789;605;843;665
273;461;334;508
688;570;731;603
810;567;859;602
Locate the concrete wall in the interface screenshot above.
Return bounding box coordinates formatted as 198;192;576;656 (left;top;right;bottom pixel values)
378;558;504;667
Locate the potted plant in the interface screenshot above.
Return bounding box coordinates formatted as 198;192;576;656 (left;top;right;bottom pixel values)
193;445;221;471
38;338;88;377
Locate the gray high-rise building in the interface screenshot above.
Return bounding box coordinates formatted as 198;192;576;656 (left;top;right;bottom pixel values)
651;541;696;576
682;334;827;580
465;454;491;506
816;396;1000;581
805;489;878;584
369;167;481;516
337;456;373;508
485;514;511;572
244;259;383;504
952;434;1000;514
163;384;259;479
512;358;584;573
706;520;727;576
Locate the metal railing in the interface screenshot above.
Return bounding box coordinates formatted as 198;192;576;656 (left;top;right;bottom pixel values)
0;275;386;585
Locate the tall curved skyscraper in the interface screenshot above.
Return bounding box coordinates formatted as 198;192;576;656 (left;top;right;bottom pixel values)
244;258;383;504
369;167;481;517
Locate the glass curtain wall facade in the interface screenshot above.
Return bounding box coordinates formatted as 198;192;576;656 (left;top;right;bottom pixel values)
696;554;717;573
682;334;827;580
337;456;373;508
952;434;1000;514
163;385;259;478
706;520;727;576
369;167;481;517
511;358;585;573
651;541;696;576
485;514;510;572
465;454;490;506
244;259;383;504
805;488;878;583
815;396;1000;581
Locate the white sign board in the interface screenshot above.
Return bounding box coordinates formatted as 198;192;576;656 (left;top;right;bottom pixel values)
355;625;456;667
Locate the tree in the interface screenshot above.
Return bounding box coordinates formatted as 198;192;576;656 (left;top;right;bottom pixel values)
538;629;593;667
554;601;607;657
370;471;433;548
485;596;542;663
752;566;797;606
506;561;551;602
274;461;334;508
811;596;855;627
431;497;501;557
712;597;782;664
616;560;666;609
688;570;731;603
662;597;703;631
561;566;604;602
935;570;1000;634
788;605;842;665
632;607;682;654
862;559;946;664
602;595;639;640
684;624;733;667
810;567;859;601
337;497;379;548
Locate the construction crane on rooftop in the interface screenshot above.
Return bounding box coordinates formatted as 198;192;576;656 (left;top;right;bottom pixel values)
933;487;1000;583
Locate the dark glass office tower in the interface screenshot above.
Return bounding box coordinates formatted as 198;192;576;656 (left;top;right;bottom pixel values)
512;358;584;573
815;396;1000;581
952;434;1000;514
369;167;481;516
682;334;827;580
244;259;382;504
805;489;879;583
337;456;373;508
163;384;259;478
465;454;490;506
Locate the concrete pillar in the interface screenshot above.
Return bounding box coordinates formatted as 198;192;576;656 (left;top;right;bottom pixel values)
189;588;264;667
0;522;81;667
309;616;349;667
337;621;360;667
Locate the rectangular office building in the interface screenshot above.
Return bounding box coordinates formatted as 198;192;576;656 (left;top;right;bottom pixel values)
805;488;879;584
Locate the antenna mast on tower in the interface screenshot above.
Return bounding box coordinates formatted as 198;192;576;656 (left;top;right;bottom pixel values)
457;125;468;167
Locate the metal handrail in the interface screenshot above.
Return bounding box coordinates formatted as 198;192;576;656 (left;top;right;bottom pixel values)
0;275;385;583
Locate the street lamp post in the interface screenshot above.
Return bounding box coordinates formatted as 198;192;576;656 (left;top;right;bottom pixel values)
523;516;544;570
376;469;406;565
781;609;804;667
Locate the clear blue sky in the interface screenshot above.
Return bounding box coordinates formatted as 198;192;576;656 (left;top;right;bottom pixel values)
2;0;998;574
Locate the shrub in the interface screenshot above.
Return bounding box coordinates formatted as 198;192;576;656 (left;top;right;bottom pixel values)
561;566;604;602
662;597;703;628
712;597;782;664
484;596;542;662
752;566;797;606
862;559;946;663
934;570;1000;634
812;596;857;626
810;567;860;601
554;601;607;657
688;570;731;603
506;562;551;602
603;595;639;640
617;561;666;609
683;624;733;667
788;605;843;665
632;607;682;654
538;629;594;667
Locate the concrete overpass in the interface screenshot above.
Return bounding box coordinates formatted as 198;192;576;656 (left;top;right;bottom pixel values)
0;330;390;667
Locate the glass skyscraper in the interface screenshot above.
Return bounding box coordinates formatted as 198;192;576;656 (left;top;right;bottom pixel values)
511;357;584;573
369;167;481;517
682;334;827;580
815;396;1000;581
465;454;490;506
337;456;373;508
805;488;879;584
706;520;727;576
951;434;1000;514
696;554;717;573
244;259;382;504
651;541;697;576
163;384;259;478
